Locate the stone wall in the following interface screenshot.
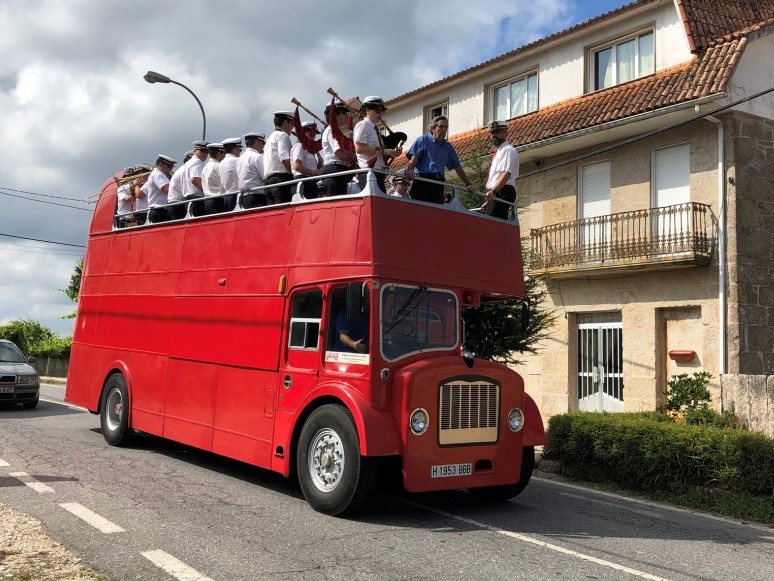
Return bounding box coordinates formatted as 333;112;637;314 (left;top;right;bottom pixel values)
722;374;774;437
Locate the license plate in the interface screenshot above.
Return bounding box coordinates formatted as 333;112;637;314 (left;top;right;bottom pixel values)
431;463;472;478
0;385;14;393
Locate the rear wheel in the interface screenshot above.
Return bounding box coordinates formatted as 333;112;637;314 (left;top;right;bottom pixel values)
468;446;535;501
100;374;133;446
296;404;376;516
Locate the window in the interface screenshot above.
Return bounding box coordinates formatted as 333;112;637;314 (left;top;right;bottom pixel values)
591;30;654;91
490;72;538;121
425;101;449;128
653;143;690;240
288;289;322;350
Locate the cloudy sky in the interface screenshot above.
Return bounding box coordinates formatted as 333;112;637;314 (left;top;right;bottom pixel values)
0;0;628;337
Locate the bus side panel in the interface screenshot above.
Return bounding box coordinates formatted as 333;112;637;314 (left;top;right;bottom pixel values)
231;212;291;270
163;358;216;451
212;366;276;468
65;342;94;409
126;351;167;435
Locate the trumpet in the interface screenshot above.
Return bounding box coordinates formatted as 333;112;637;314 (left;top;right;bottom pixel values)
290;97;327;127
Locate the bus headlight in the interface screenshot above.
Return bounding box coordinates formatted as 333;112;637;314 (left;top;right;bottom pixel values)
410;408;429;435
507;408;524;432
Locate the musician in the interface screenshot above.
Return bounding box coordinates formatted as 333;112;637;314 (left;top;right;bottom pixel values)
354;96;402;194
263;111;295;205
142;155;176;223
291;122;323;199
405;115;474;204
167;151;194;220
483;120;519;221
201;142;227;214
182;140;209;216
238;132;266;208
116;168;135;227
321;101;356;196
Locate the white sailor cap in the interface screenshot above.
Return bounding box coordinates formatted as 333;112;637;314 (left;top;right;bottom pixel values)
390;171;408;185
273;111;294;121
361;96;387;110
326;100;349;113
184;150;194;158
207;142;225;151
193;140;209;149
301;121;320;134
487;120;508;131
222;137;243;150
157;154;177;166
244;132;266;142
122;166;134;174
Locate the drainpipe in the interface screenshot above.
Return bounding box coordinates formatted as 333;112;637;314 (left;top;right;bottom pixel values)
705;115;727;397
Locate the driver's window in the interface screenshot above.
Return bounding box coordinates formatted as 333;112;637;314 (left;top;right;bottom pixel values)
328;285;370;354
289;289;322;350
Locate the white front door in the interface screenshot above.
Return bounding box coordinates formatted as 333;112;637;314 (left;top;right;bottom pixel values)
577;316;623;412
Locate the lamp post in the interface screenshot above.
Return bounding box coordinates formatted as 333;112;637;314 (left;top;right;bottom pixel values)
143;71;207;141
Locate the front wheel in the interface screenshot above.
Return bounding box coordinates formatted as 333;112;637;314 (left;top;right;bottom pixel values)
100;374;133;446
22;396;39;409
296;404;376;516
468;446;535;501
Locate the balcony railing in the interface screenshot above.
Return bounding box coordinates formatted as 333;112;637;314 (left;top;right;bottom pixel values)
528;202;715;276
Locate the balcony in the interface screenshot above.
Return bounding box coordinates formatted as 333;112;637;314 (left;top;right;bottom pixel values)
528;202;715;278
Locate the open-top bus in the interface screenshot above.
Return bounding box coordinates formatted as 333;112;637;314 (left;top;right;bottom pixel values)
66;171;545;515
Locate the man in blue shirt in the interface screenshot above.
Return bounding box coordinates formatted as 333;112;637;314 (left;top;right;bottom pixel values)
405;116;475;204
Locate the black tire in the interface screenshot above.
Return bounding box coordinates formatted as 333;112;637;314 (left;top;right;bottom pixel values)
469;446;535;501
100;374;133;446
296;404;377;516
22;396;39;409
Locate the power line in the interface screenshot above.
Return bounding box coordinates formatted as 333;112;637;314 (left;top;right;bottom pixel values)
0;190;91;211
0;233;86;248
0;245;83;257
0;185;89;203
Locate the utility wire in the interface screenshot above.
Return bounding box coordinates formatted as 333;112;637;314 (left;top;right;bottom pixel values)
0;233;86;248
0;190;91;211
0;185;89;204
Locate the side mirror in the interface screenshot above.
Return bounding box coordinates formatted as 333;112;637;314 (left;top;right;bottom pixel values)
27;356;37;363
346;282;367;320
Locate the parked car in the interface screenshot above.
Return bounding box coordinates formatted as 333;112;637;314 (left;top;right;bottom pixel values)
0;339;40;409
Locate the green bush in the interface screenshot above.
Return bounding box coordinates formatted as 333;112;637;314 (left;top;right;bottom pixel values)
0;318;71;359
665;371;712;412
545;412;774;496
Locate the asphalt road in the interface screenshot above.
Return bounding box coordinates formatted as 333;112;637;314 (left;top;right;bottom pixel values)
1;384;773;581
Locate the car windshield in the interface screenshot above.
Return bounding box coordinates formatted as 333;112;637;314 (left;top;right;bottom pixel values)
380;284;458;361
0;342;27;363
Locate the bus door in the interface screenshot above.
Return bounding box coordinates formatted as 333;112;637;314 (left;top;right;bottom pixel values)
277;288;324;414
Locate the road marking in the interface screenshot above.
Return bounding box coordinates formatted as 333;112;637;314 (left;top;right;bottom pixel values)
400;498;672;581
59;503;125;534
39;396;88;411
0;458;9;467
9;472;55;493
141;550;215;581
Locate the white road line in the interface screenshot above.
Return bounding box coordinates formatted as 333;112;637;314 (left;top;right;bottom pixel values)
59;503;125;534
39;396;88;411
0;458;9;467
399;498;672;581
141;550;215;581
9;471;55;493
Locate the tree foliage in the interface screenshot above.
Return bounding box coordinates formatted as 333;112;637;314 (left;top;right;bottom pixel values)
0;318;71;358
446;133;554;364
59;256;83;319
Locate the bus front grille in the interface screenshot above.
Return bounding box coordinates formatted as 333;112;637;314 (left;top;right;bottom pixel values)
438;379;499;445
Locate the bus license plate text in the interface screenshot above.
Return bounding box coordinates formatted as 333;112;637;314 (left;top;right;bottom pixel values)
431;463;472;478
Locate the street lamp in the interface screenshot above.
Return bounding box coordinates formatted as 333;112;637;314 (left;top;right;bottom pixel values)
143;70;207;141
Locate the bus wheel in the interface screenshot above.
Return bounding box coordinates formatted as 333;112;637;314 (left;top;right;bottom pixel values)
297;404;376;516
100;374;133;447
468;446;535;501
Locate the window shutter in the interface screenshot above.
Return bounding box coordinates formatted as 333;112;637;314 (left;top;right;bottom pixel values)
580;161;611;219
654;144;689;208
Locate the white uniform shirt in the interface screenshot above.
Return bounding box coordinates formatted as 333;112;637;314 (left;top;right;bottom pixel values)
116;184;133;215
135;183;148;211
291;143;319;177
167;165;186;203
263;129;292;177
220;154;240;194
202;159;223;197
353;118;386;170
143;167;170;208
321;126;347;166
183;155;206;198
237;147;264;190
486;142;519;190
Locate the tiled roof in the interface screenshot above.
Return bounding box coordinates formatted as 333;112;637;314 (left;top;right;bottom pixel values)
391;34;747;170
678;0;774;50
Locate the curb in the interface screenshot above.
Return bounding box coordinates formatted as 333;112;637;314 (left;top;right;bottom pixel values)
41;377;67;386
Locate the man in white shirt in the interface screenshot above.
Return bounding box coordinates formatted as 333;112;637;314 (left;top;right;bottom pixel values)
263;111;294;205
220;137;242;211
291;122;323;199
201;143;227;214
142;155;176;223
321;101;356;196
238;132;266;209
482;120;519;221
167;151;194;220
354;96;402;194
182;140;208;216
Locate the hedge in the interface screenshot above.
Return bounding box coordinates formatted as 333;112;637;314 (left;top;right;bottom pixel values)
544;412;774;496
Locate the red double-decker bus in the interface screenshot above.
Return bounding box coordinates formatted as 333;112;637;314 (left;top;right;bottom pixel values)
66;171;545;515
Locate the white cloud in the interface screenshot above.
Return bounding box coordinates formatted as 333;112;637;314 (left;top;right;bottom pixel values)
0;0;599;337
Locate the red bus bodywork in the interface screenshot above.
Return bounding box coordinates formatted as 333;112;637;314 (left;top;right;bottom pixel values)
66;174;545;500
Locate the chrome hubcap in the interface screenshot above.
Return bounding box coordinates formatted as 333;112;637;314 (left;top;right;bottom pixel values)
105;388;123;432
308;428;345;492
